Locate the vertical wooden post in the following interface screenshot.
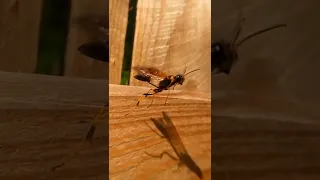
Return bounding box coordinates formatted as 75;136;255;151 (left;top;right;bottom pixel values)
109;0;130;84
0;0;42;73
130;0;211;94
64;0;108;79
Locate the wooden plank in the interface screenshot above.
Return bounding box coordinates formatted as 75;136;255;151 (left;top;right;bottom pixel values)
64;0;108;79
129;0;211;94
109;84;211;180
109;0;130;84
0;0;42;73
0;71;108;180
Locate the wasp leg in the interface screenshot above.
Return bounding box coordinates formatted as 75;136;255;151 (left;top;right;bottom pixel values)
124;89;155;116
164;89;170;106
146;90;157;108
144;151;178;161
52;104;108;171
137;88;154;106
165;84;177;106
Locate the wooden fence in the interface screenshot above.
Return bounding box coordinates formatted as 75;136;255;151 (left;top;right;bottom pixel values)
109;0;211;179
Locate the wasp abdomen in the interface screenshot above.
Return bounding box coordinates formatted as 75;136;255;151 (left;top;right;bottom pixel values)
134;74;151;82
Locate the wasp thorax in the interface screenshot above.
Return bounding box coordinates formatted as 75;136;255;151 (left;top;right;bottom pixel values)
175;74;185;85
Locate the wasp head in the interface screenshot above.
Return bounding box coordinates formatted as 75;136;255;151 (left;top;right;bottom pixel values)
174;74;185;85
211;41;238;75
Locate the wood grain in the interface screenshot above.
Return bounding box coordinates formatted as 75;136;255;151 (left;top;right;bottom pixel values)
130;0;211;94
0;71;108;180
109;84;211;180
0;0;42;73
109;0;130;84
64;0;108;79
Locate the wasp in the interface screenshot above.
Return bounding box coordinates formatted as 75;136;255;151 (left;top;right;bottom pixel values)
73;15;109;62
132;66;200;107
144;112;203;179
212;12;287;75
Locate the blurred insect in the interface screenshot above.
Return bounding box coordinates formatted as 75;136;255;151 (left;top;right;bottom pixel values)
144;112;203;179
212;11;287;75
132;66;200;107
72;15;109;62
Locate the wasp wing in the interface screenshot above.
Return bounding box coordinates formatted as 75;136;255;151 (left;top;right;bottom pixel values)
78;40;109;62
133;66;168;82
72;15;109;62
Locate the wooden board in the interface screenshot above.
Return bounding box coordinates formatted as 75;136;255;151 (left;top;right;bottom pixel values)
109;84;211;180
64;0;108;79
0;0;42;73
109;0;130;84
0;71;108;180
130;0;211;94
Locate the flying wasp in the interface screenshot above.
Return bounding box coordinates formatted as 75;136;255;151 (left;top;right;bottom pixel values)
132;66;200;107
212;11;287;75
144;112;203;179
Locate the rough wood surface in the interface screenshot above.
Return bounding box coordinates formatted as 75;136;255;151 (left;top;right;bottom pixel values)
212;0;320;179
130;0;211;94
0;0;42;73
0;71;108;180
109;84;211;180
64;0;108;79
109;0;129;84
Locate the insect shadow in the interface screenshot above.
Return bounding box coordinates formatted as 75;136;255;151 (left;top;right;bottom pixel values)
51;104;108;171
212;11;287;75
144;112;203;179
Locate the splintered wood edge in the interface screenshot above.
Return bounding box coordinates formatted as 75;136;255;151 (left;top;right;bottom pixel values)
110;84;211;101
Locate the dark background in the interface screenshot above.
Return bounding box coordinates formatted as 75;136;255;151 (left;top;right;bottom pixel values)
212;0;320;179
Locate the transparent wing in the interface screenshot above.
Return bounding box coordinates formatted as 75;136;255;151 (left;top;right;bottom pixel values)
132;66;168;82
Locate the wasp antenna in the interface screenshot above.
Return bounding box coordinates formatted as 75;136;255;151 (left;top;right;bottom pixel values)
231;10;246;44
236;24;287;47
184;68;200;76
183;64;187;75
